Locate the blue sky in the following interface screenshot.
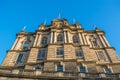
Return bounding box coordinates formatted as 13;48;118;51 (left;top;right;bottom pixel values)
0;0;120;64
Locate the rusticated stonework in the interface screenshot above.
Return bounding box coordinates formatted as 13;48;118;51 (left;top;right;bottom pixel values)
0;18;120;80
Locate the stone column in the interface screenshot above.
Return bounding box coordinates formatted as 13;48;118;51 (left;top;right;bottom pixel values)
102;35;111;47
78;33;83;45
54;31;56;43
64;31;67;43
82;33;87;45
50;31;53;44
11;37;19;50
98;34;107;47
37;34;41;47
86;35;92;47
33;34;39;47
66;31;68;43
67;31;71;43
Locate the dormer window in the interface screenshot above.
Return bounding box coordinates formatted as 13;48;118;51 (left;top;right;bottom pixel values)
76;50;83;58
59;24;62;28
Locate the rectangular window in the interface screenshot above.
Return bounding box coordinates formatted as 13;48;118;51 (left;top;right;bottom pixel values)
38;50;45;59
76;50;83;57
97;51;105;60
17;54;23;62
57;65;63;72
80;67;86;73
57;47;64;56
106;69;112;74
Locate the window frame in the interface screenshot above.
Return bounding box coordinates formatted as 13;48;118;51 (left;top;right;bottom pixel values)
80;67;86;73
56;47;64;57
76;50;83;58
57;34;63;43
37;50;45;59
23;42;29;50
57;65;63;72
41;37;48;45
97;51;105;60
17;54;23;62
73;35;79;43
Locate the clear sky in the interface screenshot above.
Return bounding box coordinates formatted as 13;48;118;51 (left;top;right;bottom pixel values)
0;0;120;64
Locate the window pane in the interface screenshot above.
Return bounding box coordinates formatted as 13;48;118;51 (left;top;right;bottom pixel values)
93;40;97;46
38;50;45;59
73;36;79;43
106;69;111;74
76;50;82;57
98;52;104;60
57;65;63;72
57;48;64;56
23;43;29;49
80;67;86;73
17;54;23;62
57;34;63;42
41;37;47;44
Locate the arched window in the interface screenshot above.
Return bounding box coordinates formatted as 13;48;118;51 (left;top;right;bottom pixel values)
41;37;47;45
73;35;79;43
57;34;63;43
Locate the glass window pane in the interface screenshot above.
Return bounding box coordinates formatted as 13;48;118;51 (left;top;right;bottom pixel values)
80;67;86;73
76;50;82;57
38;50;45;59
93;40;97;46
23;43;29;49
17;54;23;62
57;34;63;42
57;48;64;56
41;37;47;44
98;51;104;60
73;36;79;43
57;65;63;72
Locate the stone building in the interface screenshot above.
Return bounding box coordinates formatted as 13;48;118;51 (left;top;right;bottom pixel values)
0;18;120;80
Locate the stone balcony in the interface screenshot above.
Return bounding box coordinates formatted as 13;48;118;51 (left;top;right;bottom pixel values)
0;68;120;79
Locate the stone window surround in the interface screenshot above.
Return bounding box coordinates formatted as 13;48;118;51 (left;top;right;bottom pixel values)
77;63;88;72
55;62;65;72
37;49;46;59
102;65;113;73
